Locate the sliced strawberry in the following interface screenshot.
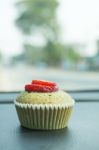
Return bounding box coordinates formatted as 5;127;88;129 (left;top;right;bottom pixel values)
32;80;57;87
52;86;59;92
25;80;59;92
25;84;57;92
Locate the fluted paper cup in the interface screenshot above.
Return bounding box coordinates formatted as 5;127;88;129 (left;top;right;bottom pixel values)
15;100;75;130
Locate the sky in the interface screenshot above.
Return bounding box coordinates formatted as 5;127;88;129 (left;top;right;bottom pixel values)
0;0;99;57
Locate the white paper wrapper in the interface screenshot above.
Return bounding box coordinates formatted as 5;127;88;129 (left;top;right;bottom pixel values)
15;100;75;130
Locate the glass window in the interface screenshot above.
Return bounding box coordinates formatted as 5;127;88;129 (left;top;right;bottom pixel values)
0;0;99;91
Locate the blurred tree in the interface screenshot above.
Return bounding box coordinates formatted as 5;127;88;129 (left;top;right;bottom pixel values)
23;44;42;64
15;0;81;67
65;46;81;63
42;41;65;66
15;0;64;66
15;0;59;41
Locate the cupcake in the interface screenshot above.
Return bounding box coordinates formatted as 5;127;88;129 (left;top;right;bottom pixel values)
15;80;75;130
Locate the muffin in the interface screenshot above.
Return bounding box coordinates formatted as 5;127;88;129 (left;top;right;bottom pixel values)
15;80;75;130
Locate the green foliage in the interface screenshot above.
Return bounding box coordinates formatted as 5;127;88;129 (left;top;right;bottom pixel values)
65;46;81;63
15;0;81;67
23;44;42;64
43;41;65;66
15;0;61;66
15;0;59;41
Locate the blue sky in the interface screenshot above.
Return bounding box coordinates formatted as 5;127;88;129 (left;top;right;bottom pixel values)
0;0;99;57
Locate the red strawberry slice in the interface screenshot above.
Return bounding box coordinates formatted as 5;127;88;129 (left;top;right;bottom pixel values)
52;86;59;92
25;84;58;92
32;80;57;87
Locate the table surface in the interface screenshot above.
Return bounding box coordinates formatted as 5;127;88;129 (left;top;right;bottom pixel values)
0;102;99;150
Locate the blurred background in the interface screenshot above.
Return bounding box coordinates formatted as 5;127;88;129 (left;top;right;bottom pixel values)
0;0;99;91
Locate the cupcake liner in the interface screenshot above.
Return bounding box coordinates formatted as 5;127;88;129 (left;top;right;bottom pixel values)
15;100;74;130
